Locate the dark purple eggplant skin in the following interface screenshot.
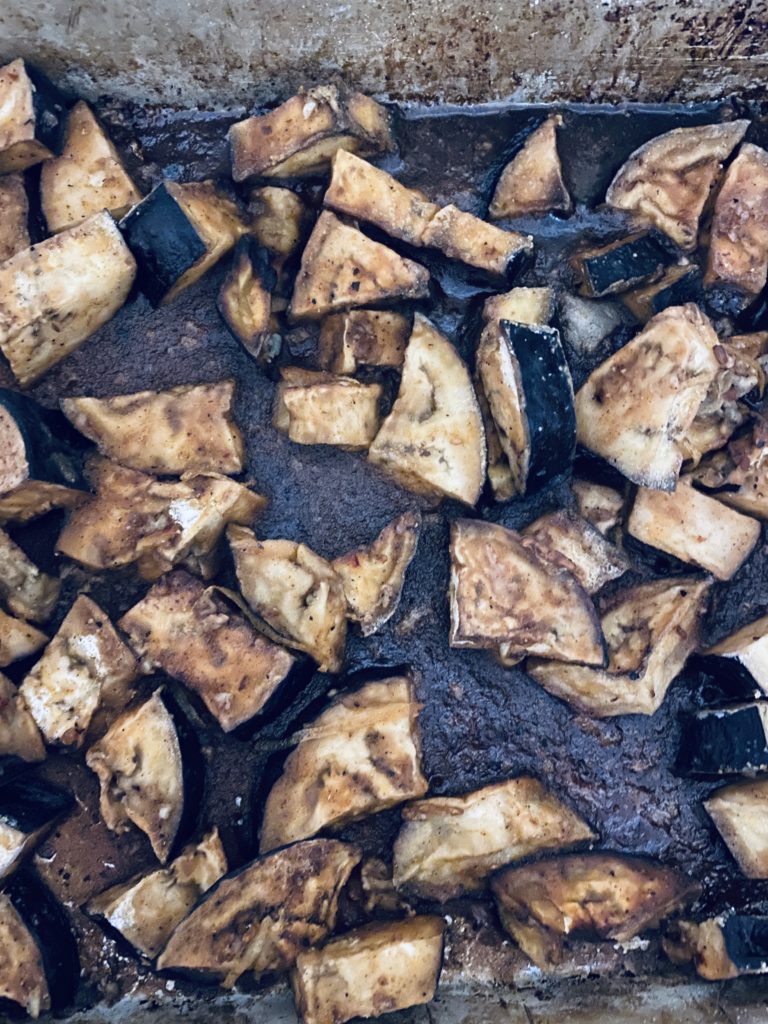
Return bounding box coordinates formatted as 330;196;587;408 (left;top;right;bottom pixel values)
676;704;768;777
0;388;86;492
0;777;72;837
580;232;673;296
160;687;206;861
647;266;703;317
723;915;768;971
25;64;67;155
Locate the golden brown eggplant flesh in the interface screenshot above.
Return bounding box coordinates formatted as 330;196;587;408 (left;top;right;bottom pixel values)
0;59;63;174
0;611;46;669
317;309;410;374
521;510;629;594
489;114;571;219
217;235;281;362
0;672;45;764
700;613;768;694
0;529;59;623
0;174;29;262
570;479;624;537
705;779;768;878
274;368;383;450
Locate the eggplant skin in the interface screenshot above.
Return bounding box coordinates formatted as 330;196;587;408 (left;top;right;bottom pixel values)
489;114;571;220
0;777;71;880
491;853;699;969
622;264;703;322
572;232;672;298
0;388;85;498
0;174;29;263
700;613;768;693
157;839;361;986
677;702;768;777
705;143;768;296
0;60;64;174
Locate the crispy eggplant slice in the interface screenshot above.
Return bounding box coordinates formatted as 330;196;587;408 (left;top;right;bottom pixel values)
0;210;137;387
157;839;361;985
0;778;70;880
289;211;430;321
449;519;604;664
704;779;768;878
575;304;721;489
701;615;768;694
217;235;280;363
260;677;427;852
248;185;307;256
489;115;571;219
528;577;710;717
332;511;421;635
665;915;768;979
572;232;674;299
605;120;750;250
120;180;245;306
19;595;138;749
492;853;698;969
0;529;59;623
0;174;29;262
419;203;533;278
85;688;199;863
623;264;702;322
0;611;46;669
0;59;63;174
317;309;410;373
482;286;553;326
570;479;624;537
369;315;486;504
0;673;45;764
119;571;295;732
291;916;445;1024
0;388;84;502
229;83;394;181
522;510;629;594
228;524;346;672
40;101;142;233
61;380;244;476
274;368;382;449
677;702;768;776
86;829;227;958
690;420;768;519
392;777;595;901
628;480;760;581
57;458;265;580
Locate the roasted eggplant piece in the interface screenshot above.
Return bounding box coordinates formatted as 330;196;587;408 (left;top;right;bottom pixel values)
229;83;394;181
522;510;629;594
491;853;698;969
622;264;702;321
557;292;625;357
489;115;571;219
0;174;29;262
19;595;138;749
392;777;595;901
482;285;553;326
0;778;70;880
0;873;79;1017
86;829;227;958
0;673;45;765
119;571;295;732
40;101;142;233
61;380;244;476
120;180;245;306
664;914;768;980
699;614;768;694
0;210;137;387
605;120;749;250
449;519;604;665
57;458;265;580
291;916;445;1024
228;524;347;673
575;304;721;489
570;479;624;537
528;577;710;717
476;319;575;496
248;185;308;257
317;309;410;373
571;231;674;299
0;611;46;669
419;203;533;278
289;211;430;321
368;315;486;504
157;839;361;985
689;419;768;519
0;59;63;174
274;368;383;449
217;235;280;363
0;529;59;623
476;377;516;502
704;779;768;878
628;480;761;581
85;688;201;863
259;676;427;852
332;511;421;635
677;702;768;776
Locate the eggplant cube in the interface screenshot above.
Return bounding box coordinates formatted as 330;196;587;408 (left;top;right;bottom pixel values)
570;479;624;537
702;615;768;694
0;174;29;263
0;673;45;765
482;286;553;326
317;309;410;374
489;114;572;220
248;186;307;257
0;60;63;174
0;528;59;624
419;204;533;278
217;236;280;363
572;232;673;298
705;778;768;878
274;368;383;450
522;509;629;594
0;778;71;880
677;702;768;777
0;611;46;669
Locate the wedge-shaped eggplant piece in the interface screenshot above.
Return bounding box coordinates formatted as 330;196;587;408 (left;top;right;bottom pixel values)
332;511;420;636
522;510;629;594
85;688;201;862
274;368;383;449
61;381;244;476
0;210;137;387
623;264;702;322
0;611;46;669
0;873;79;1017
528;577;710;717
419;204;533;278
705;143;768;296
490;115;571;219
19;595;138;749
289;211;429;321
677;702;768;776
573;231;675;299
628;480;760;581
57;458;265;580
369;315;486;504
477;319;575;496
482;286;553;326
700;615;768;694
0;174;29;262
228;525;346;672
0;673;45;765
449;519;604;664
317;309;410;373
690;420;768;519
229;83;394;181
704;779;768;878
260;677;427;852
157;839;361;985
217;236;280;363
605;120;750;251
291;916;445;1024
392;777;595;901
248;186;307;257
40;101;142;233
120;180;245;306
575;304;721;489
119;571;295;732
664;915;768;980
0;59;63;174
0;778;70;880
492;853;697;969
571;479;624;537
0;530;58;623
86;829;227;958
